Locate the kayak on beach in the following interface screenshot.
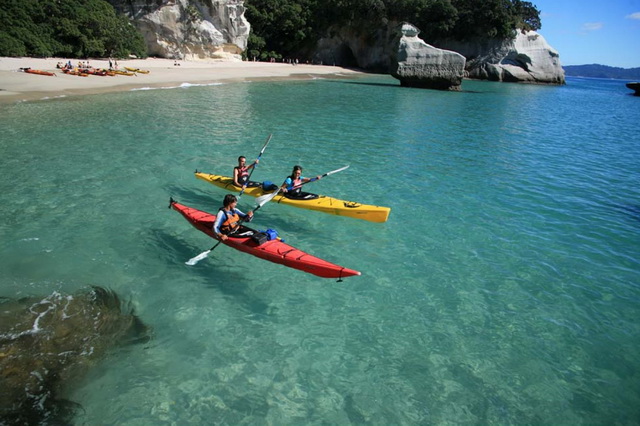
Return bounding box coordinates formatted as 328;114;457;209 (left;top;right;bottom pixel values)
195;171;391;223
62;68;89;77
169;198;361;279
112;70;136;76
19;67;55;76
124;66;150;74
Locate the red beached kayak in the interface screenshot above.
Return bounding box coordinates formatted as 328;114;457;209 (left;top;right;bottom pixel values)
170;199;361;280
20;67;55;76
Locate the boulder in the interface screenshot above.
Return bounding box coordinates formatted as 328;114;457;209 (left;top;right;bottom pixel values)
436;31;565;84
390;23;466;90
108;0;250;60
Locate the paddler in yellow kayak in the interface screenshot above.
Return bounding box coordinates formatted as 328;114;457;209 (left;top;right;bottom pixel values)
233;155;260;190
281;165;322;200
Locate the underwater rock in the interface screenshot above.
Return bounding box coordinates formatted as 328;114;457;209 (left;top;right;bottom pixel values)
0;286;151;425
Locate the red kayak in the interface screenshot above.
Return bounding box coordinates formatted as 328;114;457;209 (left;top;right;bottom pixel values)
170;199;360;280
20;67;55;76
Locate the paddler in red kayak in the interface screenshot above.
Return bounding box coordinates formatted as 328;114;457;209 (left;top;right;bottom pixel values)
214;194;254;241
233;156;260;188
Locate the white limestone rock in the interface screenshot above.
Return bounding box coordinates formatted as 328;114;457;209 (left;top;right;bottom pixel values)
110;0;249;60
438;31;565;84
391;23;466;90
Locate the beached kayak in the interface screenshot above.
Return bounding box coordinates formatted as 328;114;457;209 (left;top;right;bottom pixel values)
62;69;89;77
20;68;55;76
195;172;391;223
170;199;361;279
124;67;150;74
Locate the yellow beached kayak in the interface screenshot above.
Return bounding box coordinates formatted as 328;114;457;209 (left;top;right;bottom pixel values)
124;67;150;74
195;172;391;223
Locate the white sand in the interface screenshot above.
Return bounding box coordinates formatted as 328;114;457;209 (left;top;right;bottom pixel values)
0;57;363;103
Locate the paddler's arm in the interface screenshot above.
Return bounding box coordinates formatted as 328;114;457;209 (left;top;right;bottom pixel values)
236;208;253;222
302;175;321;183
232;167;241;187
281;177;293;192
213;211;228;241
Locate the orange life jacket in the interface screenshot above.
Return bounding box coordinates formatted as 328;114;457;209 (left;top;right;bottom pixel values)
219;209;241;234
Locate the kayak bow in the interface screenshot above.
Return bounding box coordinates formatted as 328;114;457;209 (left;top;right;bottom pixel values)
170;199;361;279
195;172;391;223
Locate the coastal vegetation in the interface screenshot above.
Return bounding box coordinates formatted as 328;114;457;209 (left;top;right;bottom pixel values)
0;0;146;58
245;0;541;61
0;0;540;62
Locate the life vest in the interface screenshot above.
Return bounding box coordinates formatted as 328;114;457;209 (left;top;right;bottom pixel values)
219;208;241;234
235;166;250;185
288;176;303;194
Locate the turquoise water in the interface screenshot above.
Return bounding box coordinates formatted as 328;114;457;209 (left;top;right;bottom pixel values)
1;75;639;424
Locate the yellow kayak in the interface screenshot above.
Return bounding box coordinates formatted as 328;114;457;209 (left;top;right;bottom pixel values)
195;172;391;223
124;66;150;74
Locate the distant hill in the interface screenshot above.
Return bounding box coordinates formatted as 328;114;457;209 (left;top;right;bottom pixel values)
563;64;640;80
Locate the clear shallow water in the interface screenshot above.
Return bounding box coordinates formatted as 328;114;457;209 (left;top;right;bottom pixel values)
1;75;639;424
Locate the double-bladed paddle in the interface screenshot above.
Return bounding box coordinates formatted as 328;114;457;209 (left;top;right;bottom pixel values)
185;201;267;266
186;135;272;265
185;164;349;266
254;165;350;207
238;133;272;198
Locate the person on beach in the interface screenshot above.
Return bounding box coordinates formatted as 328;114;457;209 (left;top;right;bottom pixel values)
233;156;259;188
213;194;253;240
281;165;321;199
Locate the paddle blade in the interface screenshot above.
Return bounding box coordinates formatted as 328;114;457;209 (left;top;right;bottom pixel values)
185;249;211;266
324;165;349;176
256;189;281;207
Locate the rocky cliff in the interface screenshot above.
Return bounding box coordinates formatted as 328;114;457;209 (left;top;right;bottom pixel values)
435;31;565;84
314;22;564;85
107;0;249;60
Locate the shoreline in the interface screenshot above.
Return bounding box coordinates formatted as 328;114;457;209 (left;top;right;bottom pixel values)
0;57;366;104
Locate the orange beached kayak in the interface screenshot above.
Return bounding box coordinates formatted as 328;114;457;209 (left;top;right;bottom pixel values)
170;199;361;279
20;68;55;76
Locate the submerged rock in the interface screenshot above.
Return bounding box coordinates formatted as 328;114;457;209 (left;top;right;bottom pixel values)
390;23;466;91
0;287;151;424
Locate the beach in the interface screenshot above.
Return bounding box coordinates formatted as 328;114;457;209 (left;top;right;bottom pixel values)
0;57;363;103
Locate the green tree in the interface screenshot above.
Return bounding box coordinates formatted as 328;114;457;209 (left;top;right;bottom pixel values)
0;0;147;58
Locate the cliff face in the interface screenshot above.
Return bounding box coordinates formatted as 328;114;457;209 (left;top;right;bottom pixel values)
436;31;565;84
314;23;564;85
107;0;249;60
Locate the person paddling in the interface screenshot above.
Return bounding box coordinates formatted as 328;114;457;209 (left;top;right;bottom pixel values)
233;156;260;188
281;165;321;199
213;194;254;241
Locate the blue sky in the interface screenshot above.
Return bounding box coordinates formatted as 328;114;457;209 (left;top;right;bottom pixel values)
532;0;640;68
